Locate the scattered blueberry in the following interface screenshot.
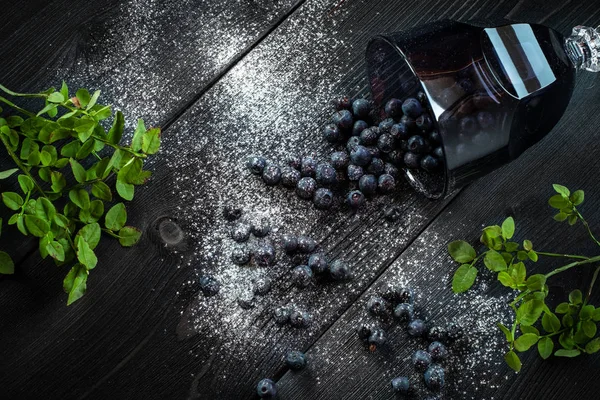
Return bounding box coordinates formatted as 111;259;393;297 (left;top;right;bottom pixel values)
424;365;445;391
428;341;448;361
238;292;255;309
377;133;395;153
366;295;388;316
416;91;428;104
285;351;307;371
368;327;387;349
222;205;242;222
308;253;328;274
367;157;385;175
427;326;448;343
350;145;372;166
446;321;464;342
231;223;252;243
316;163;337;186
378;118;395;133
274;306;291;325
383;285;413;303
365;146;381;159
433;146;444;159
332;109;354;131
404;152;421;169
402;98;423;118
420;155;440;172
281;166;301;188
358;174;377;195
429;130;441;143
262;164;281;186
254;277;272;295
300;156;317;177
386;150;405;166
408;319;427;337
346;190;366;209
477;111;494;129
347;164;364;181
357;324;372;340
296;177;317;199
254;242;276;267
383;205;402;222
416;113;433;131
459;116;477;133
359;127;378;145
352;120;369;136
291;253;309;266
290;309;311;328
251;219;271;238
286;154;302;170
384;98;403;118
400;115;416;130
334;96;352;110
393;303;414;322
346;136;361;152
292;265;313;288
293;236;315;254
199;275;220;297
247;156;267;175
231;246;251;265
391;376;411;395
390;122;409;140
412;349;433;372
323;124;341;143
407;135;428;154
378;174;395;193
283;234;298;254
330;151;350;169
352;99;371;119
329;260;351;280
313;188;334;210
383;163;399;179
256;378;277;398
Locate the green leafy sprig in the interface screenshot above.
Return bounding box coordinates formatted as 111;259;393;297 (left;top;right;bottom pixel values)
0;83;161;304
448;184;600;372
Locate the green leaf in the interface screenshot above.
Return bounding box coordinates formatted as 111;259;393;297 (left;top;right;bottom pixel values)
501;217;515;239
569;289;583;305
2;192;24;210
105;203;127;231
542;312;561;333
526;274;546;291
517;299;544;326
69;189;90;210
582;320;597;338
571;190;584;206
528;250;538;262
69;158;87;183
46;241;65;262
504;351;521;372
74;117;96;142
35;197;56;221
498;271;516;289
549;195;569;209
0;168;18;179
448;240;476;263
76;88;91;108
76;236;97;270
510;262;526;285
17;175;34;194
107;110;124;145
517;250;528;260
87;90;101;110
484;250;507;272
90;182;111;203
592;308;600;322
553;184;570;197
580;304;594;320
562;314;574;328
76;138;94;159
585;338;600;354
118;226;142;247
452;264;478;293
559;332;575;349
497;322;513;342
568;215;578;225
554;349;580;357
538;337;554;360
16;215;27;235
505;242;519;252
50;171;66;193
116;180;134;201
63;264;88;305
61;141;81;158
75;223;100;250
142;127;161;154
514;333;539;352
47;92;65;103
131;119;145;151
554;212;568;222
556;302;570;314
0;251;15;274
60;81;69;100
37;103;58;117
24;215;50;237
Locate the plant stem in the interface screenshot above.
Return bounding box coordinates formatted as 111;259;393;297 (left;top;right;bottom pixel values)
584;265;600;306
542;328;568;338
0;135;47;197
0;84;47;98
102;228;120;238
545;255;600;279
536;251;590;261
94;136;146;158
0;95;37;118
575;210;600;248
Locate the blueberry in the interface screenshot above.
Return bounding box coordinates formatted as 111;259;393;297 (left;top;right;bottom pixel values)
429;130;441;144
231;223;252;243
286;350;307;370
308;253;328;274
383;206;402;222
231;246;251;265
404;152;421;169
330;151;350;169
346;136;361;152
286;154;302;170
412;349;433;372
402;98;423;118
420;155;440;172
292;265;313;288
316;163;337;186
359;127;378;145
256;378;277;398
323;124;341;143
352;99;371;119
424;365;445;391
407;135;428;154
346;190;366;209
347;164;364;181
367;295;388;316
383;163;399;179
377;133;395;153
378;174;395;193
365;146;381;159
254;277;272;295
368;327;387;348
459;116;477;133
408;319;427;337
247;156;267;175
382;285;413;303
297;236;317;253
357;324;372;340
416;91;428;105
329;260;351;280
222;205;242;221
446;321;464;341
252;219;271;238
274;306;291;325
391;376;411;395
296;177;317;199
291;253;309;266
290;309;311;328
384;98;403;118
427;326;448;343
399;139;409;152
334;96;352;110
428;341;448;361
199;275;220;297
352;120;369;136
393;303;414;322
358;174;377;195
281;166;301;188
283;234;298;254
378;118;395;133
433;146;444;159
386;150;405;166
367;157;385;175
390;123;409;140
262;164;281;186
477;111;494;129
400;115;416;130
416;113;433;131
300;156;317;177
332;109;353;131
238;292;255;309
254;243;276;266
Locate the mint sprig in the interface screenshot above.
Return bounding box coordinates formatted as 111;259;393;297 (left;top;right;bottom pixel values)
0;83;160;305
448;184;600;372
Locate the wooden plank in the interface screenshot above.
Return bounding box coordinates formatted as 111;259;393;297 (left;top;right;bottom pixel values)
1;0;523;399
276;5;600;399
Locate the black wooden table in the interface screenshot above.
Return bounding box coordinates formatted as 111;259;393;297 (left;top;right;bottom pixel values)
2;0;600;399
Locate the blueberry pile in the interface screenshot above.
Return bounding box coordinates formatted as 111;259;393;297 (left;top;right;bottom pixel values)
246;93;444;210
356;283;463;396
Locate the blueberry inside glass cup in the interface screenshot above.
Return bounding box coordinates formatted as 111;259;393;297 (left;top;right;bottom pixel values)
366;19;579;199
